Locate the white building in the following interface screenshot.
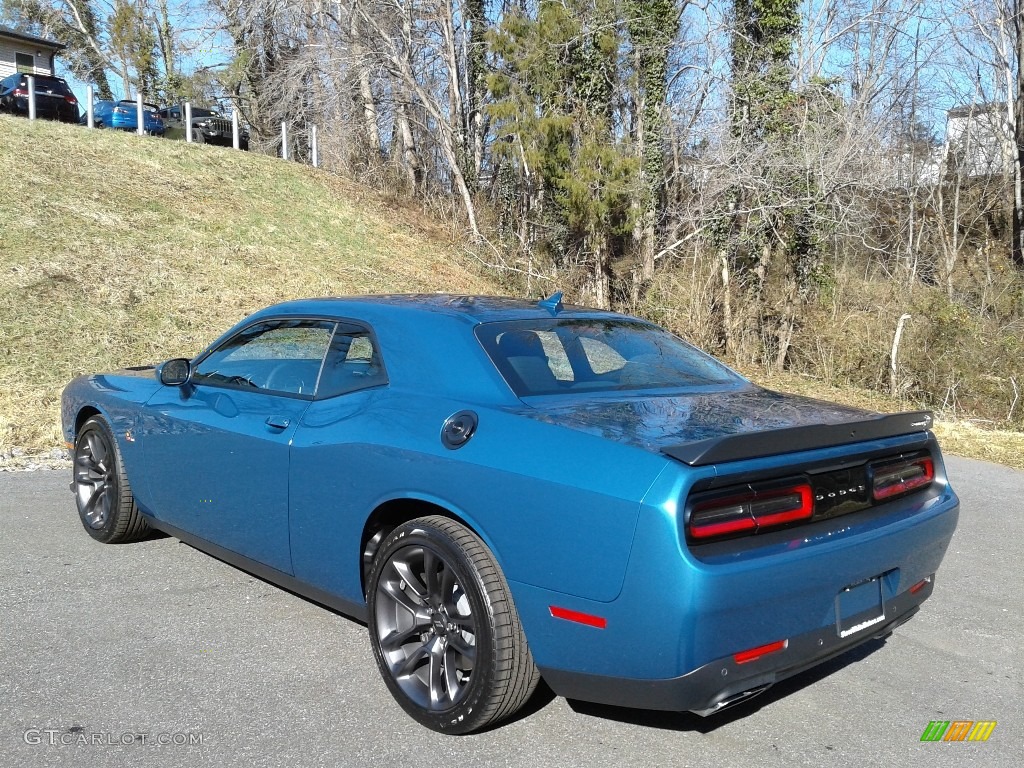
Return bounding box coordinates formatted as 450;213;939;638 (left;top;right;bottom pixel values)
0;25;65;79
943;103;1012;179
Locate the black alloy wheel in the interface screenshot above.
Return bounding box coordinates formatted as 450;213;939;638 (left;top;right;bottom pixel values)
367;516;539;734
72;415;149;544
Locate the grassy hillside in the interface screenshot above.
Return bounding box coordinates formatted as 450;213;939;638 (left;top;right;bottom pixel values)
1;114;1021;470
0;115;497;451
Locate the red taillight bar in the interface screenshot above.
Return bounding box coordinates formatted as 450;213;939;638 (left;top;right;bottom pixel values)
734;639;787;664
871;456;934;501
689;483;813;541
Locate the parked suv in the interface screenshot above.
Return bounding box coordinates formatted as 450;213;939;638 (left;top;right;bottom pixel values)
0;73;79;123
158;104;249;150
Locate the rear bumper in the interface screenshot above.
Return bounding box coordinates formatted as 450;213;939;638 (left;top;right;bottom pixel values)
540;577;932;714
5;96;77;122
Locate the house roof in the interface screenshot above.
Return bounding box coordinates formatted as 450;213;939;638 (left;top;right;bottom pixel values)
947;103;1005;119
0;24;65;51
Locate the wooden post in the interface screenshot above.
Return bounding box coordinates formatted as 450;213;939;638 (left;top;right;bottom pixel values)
232;109;240;150
890;313;912;397
86;85;94;128
136;93;144;136
185;102;192;142
281;122;289;160
311;124;319;168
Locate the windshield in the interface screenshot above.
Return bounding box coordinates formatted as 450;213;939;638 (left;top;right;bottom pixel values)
476;319;743;396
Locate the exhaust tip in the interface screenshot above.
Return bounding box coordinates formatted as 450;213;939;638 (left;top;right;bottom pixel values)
691;684;772;717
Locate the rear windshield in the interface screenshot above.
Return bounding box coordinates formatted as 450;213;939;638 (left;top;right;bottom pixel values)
116;100;159;112
476;319;742;396
21;76;73;95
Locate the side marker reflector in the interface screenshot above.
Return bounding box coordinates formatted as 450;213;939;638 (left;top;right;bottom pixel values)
910;576;933;594
549;606;607;629
733;639;787;664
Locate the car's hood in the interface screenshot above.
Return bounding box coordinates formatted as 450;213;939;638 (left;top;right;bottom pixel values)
515;385;875;455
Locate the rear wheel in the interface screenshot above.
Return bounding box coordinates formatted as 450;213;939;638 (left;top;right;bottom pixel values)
367;516;539;733
72;415;149;544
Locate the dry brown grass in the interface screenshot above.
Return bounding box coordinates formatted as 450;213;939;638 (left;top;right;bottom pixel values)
748;369;1024;471
0;115;495;450
1;115;1020;473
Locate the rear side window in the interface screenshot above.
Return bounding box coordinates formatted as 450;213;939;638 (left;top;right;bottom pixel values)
316;329;388;398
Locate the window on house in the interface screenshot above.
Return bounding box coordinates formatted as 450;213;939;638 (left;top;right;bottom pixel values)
15;53;35;74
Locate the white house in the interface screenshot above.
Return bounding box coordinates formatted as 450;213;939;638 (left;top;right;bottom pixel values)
0;25;65;79
943;103;1012;179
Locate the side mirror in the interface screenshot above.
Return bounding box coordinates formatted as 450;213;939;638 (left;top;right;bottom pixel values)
159;358;192;386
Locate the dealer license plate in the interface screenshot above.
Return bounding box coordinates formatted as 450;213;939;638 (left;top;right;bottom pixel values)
836;577;885;638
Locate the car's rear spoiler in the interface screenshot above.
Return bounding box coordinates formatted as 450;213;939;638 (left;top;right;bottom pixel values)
661;411;934;467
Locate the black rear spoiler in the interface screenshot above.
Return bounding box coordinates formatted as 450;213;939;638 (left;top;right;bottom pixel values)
662;411;934;467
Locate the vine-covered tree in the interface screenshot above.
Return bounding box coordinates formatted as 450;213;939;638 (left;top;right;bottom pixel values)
718;0;830;369
625;0;681;286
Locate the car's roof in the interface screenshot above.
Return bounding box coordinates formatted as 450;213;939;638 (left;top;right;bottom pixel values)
115;99;160;108
9;73;65;82
255;294;641;325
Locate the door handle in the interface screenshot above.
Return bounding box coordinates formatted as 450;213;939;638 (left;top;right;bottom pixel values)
265;416;290;430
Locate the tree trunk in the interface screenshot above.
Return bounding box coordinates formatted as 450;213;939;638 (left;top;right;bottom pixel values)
396;99;423;194
350;12;381;155
720;253;734;355
1014;0;1024;268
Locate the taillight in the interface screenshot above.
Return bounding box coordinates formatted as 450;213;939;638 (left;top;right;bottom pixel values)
869;454;934;501
689;482;813;541
13;87;28;96
64;95;77;104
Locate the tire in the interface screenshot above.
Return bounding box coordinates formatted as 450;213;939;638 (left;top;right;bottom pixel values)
72;415;150;544
191;126;205;144
367;516;539;734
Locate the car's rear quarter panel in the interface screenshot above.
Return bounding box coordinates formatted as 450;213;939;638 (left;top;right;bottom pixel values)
288;390;671;605
512;432;958;682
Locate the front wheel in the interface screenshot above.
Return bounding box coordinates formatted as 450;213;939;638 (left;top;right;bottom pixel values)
367;516;539;733
72;415;149;543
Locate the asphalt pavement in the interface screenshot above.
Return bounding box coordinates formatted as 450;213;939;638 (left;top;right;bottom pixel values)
1;455;1020;768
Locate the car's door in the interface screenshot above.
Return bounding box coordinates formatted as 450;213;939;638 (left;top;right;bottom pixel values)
141;318;335;573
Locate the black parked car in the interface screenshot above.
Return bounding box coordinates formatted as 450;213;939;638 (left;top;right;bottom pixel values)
158;104;249;150
0;72;79;123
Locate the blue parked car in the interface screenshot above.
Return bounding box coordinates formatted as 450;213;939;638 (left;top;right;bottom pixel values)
84;99;164;135
61;294;959;733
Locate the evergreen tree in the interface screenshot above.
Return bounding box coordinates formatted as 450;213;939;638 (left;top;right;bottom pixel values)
488;0;637;307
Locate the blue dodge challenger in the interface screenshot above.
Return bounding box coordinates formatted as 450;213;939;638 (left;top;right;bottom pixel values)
61;293;959;733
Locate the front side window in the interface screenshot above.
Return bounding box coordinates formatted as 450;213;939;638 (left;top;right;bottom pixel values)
476;319;743;397
193;320;334;397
